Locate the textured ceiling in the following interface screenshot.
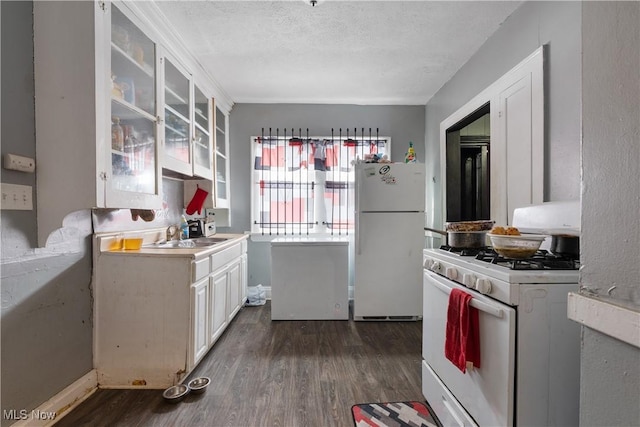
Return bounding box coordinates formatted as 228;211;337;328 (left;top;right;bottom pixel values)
153;1;522;105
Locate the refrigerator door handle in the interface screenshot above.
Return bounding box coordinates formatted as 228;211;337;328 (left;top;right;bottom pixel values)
356;212;361;255
355;174;361;255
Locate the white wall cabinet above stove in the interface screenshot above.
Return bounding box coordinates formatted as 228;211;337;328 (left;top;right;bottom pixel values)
94;233;248;388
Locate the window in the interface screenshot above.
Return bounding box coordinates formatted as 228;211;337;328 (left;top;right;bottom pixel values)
251;132;390;235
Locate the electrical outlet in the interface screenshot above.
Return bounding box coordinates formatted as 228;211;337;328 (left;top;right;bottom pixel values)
1;183;33;210
3;153;36;173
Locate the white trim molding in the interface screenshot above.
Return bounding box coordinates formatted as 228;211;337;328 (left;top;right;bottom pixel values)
568;292;640;349
11;370;98;427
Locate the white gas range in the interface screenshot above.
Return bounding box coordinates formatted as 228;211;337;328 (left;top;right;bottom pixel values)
421;202;581;427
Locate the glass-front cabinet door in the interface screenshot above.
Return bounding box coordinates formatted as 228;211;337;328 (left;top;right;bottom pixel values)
163;57;192;176
214;103;229;207
193;85;213;178
109;5;160;199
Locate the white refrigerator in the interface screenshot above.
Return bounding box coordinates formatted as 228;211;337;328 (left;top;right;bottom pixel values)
353;162;425;320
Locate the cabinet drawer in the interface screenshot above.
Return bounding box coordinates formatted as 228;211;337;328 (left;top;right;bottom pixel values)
192;257;211;282
210;243;242;272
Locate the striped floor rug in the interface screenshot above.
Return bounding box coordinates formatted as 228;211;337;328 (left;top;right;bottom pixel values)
351;401;438;427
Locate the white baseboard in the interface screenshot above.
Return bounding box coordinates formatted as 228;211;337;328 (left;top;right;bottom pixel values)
11;370;98;427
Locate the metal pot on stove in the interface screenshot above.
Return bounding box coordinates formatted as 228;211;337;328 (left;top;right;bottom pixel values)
425;220;494;248
549;234;580;259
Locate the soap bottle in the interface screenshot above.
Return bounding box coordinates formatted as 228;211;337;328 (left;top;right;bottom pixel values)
405;141;416;163
180;215;189;239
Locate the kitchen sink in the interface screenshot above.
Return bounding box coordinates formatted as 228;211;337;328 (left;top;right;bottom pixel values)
144;237;230;249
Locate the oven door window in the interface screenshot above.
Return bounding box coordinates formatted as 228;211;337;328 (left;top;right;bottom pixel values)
423;270;516;426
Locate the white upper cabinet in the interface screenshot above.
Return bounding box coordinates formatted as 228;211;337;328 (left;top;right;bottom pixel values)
213;102;230;208
162;54;214;180
34;1;163;247
193;85;214;179
110;5;162;199
162;56;193;176
33;1;232;245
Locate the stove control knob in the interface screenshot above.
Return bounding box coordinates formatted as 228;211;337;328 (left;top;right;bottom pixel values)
462;273;476;288
475;278;492;294
423;258;433;269
430;261;441;273
445;267;458;280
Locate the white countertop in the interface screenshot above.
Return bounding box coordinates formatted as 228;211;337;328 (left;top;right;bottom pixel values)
96;230;248;260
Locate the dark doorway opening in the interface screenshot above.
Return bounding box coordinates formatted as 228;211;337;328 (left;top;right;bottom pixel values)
445;103;490;222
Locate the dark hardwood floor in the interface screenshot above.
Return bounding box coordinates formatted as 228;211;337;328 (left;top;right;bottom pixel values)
56;302;425;427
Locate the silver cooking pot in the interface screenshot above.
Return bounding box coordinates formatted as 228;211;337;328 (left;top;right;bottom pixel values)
425;220;494;248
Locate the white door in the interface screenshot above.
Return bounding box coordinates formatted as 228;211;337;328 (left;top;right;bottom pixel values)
422;270;516;427
356;163;425;212
354;212;424;318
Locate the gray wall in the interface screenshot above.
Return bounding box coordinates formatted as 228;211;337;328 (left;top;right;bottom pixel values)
227;104;425;286
424;1;582;236
1;3;94;424
580;2;640;425
0;3;185;422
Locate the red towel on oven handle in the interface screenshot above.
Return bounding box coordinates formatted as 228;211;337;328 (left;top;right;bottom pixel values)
444;288;481;373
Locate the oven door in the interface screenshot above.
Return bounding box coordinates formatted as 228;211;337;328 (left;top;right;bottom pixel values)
422;269;516;426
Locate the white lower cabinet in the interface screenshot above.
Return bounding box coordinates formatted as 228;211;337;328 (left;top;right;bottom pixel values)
210;267;229;345
191;278;210;366
241;254;248;305
95;234;248;388
227;260;242;322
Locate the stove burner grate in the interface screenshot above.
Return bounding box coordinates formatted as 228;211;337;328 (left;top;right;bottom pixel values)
439;245;486;257
475;249;579;270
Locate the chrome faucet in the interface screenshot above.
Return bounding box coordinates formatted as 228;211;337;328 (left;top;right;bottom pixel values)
166;224;180;241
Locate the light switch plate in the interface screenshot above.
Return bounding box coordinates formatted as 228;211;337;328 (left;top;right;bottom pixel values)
1;183;33;210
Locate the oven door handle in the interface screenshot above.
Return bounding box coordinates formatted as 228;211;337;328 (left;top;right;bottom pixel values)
429;274;504;319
